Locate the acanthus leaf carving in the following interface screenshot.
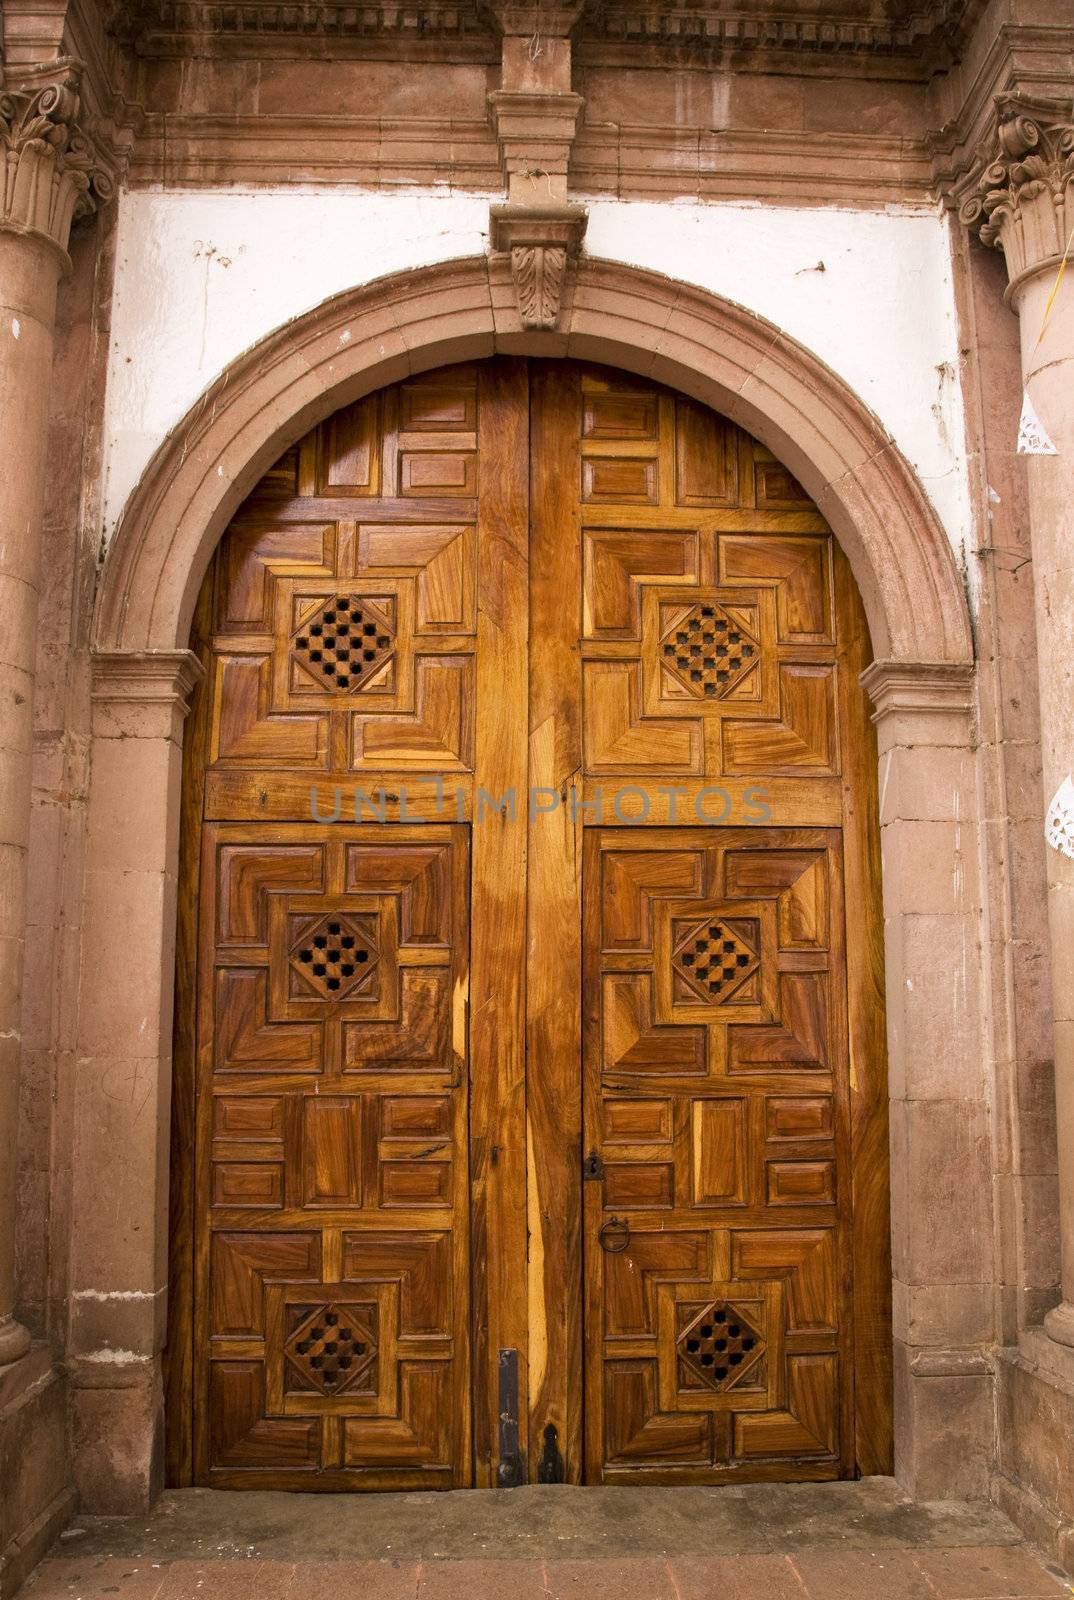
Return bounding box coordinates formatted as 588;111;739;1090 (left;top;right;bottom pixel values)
489;202;587;332
510;242;567;330
0;63;117;256
959;92;1074;287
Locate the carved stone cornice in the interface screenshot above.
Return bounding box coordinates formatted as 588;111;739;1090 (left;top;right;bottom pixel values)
0;60;116;263
580;0;978;68
489;201;587;329
91;648;205;707
91;649;206;740
107;0;497;56
959;93;1074;295
484;1;585;35
859;660;976;732
105;0;983;74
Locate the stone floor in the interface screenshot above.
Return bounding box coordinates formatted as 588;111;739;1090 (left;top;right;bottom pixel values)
24;1481;1072;1600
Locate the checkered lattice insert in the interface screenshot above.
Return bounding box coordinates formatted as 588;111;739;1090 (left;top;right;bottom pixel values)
671;916;759;1006
661;600;758;699
677;1300;765;1391
292;594;394;692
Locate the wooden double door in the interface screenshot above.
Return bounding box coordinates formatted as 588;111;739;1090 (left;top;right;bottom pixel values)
168;358;891;1491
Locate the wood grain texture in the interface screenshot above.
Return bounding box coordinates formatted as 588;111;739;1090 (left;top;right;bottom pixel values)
170;356;891;1492
175;365;500;1490
164;578;213;1487
549;363;889;1485
193;821;473;1490
582;828;851;1483
834;546;893;1475
527;362;584;1482
467;358;531;1484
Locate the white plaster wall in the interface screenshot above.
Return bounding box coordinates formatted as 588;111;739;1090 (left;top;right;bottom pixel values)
101;188;972;576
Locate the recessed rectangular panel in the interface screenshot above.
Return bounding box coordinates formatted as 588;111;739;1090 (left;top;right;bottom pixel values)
753;447;813;510
604;1099;673;1143
379;1161;452;1208
582;457;658;504
212;1162;284;1209
400;451;476;497
604;1162;674;1209
214;1097;284;1139
401;379;476;431
766;1097;834;1142
323;395;378;493
302;1098;361;1207
381;1097;452;1140
692;1099;747;1206
675;397;738;506
766;1160;835;1206
583;392;659;439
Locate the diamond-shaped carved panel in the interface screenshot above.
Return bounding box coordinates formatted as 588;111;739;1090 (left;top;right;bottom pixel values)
676;1299;765;1391
291;594;395;693
660;600;758;699
284;1301;378;1396
671;916;760;1006
289;911;380;1000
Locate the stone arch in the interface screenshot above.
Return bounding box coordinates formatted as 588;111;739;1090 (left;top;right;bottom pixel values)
73;253;983;1513
93;254;972;667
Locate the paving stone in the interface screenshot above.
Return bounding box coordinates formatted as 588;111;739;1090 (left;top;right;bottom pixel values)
25;1484;1070;1600
790;1549;936;1599
154;1560;294;1600
24;1559;168;1600
416;1559;548;1598
912;1544;1069;1597
291;1559;420;1598
544;1558;679;1599
671;1553;805;1600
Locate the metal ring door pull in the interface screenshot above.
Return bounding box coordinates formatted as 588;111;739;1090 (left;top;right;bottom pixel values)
599;1216;631;1253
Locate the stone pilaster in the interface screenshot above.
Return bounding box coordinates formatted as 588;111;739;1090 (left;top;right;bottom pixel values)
861;660;994;1497
68;650;202;1511
0;62;110;1371
961;93;1074;1352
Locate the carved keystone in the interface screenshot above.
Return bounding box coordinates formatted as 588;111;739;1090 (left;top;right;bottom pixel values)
489;202;587;330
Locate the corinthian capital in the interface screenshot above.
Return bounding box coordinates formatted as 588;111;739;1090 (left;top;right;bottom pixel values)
0;64;115;262
959;92;1074;291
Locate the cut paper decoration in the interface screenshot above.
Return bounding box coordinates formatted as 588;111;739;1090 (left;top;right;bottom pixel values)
1045;775;1074;861
1017;390;1058;456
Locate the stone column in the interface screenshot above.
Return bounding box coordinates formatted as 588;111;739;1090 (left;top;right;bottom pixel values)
0;71;105;1370
962;93;1074;1349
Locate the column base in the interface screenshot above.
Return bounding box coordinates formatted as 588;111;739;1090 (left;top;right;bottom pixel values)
70;1354;164;1514
0;1350;72;1596
0;1317;31;1368
893;1339;994;1500
1044;1301;1074;1349
995;1332;1074;1577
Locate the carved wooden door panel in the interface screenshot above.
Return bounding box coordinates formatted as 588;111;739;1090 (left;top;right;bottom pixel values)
527;363;888;1486
173;357;889;1492
583;827;850;1481
175;361;530;1489
198;822;470;1486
